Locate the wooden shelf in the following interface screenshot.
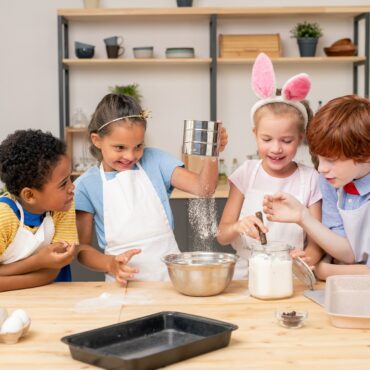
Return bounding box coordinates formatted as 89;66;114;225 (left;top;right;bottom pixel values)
65;126;88;133
218;56;366;64
58;7;370;20
71;171;84;177
63;58;212;66
63;57;366;67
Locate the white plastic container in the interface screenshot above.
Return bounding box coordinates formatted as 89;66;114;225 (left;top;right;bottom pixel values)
324;275;370;329
248;241;293;300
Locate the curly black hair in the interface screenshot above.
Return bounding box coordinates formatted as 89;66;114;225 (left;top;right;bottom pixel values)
0;129;66;196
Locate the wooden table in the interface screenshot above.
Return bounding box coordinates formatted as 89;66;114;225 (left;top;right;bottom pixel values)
1;281;369;369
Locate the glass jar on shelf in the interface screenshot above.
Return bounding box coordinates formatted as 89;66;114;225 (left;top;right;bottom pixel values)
71;108;88;128
218;158;228;184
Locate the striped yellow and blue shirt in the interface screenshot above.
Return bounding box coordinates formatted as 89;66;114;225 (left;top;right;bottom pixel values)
0;193;78;281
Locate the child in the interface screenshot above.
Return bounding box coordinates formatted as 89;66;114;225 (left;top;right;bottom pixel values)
0;129;77;292
263;95;370;279
217;53;322;279
75;93;228;283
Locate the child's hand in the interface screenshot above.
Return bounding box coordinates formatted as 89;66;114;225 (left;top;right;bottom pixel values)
218;125;228;152
290;249;313;269
313;259;331;281
233;215;268;241
36;242;76;269
263;192;306;224
109;249;142;286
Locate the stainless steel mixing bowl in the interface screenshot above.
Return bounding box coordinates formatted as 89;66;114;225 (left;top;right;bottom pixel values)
162;252;238;297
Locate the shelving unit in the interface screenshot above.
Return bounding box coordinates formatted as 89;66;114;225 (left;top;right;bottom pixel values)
58;6;370;171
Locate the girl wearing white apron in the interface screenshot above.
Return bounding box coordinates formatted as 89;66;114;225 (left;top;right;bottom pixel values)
231;160;307;279
100;163;180;281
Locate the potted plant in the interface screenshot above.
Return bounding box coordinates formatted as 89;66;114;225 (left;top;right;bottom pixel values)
109;83;142;104
290;21;323;57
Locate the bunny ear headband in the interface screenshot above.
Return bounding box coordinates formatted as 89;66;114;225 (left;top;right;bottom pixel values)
250;53;311;127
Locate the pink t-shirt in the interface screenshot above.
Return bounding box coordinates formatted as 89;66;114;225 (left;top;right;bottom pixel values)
229;159;321;208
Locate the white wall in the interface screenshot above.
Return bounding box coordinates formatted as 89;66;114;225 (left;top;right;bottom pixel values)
0;0;369;170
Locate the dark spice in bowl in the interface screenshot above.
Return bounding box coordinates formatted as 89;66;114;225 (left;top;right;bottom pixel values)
276;309;307;328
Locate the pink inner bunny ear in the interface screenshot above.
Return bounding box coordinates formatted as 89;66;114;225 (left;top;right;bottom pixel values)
282;73;311;101
251;53;276;99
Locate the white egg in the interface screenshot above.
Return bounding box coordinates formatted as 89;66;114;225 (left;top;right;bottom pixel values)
11;309;30;326
0;307;8;326
0;315;23;334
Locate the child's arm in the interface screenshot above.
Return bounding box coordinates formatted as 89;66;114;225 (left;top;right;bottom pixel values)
76;211;140;285
217;184;267;245
0;268;60;292
263;192;354;263
302;200;325;265
0;242;76;276
171;126;228;196
314;260;370;281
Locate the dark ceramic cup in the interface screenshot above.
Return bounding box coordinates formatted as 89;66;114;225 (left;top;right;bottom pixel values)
106;45;125;58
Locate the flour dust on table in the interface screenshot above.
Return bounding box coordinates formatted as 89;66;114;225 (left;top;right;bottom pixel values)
188;197;218;251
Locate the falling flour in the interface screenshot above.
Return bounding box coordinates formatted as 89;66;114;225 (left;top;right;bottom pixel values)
188;198;218;251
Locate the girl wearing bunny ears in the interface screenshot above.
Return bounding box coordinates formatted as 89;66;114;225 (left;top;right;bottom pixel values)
217;53;322;279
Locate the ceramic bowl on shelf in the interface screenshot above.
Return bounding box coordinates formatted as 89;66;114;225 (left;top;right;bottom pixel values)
75;47;95;59
165;47;195;58
133;47;154;58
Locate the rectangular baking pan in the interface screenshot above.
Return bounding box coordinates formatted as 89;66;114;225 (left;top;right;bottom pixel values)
61;311;238;370
324;275;370;329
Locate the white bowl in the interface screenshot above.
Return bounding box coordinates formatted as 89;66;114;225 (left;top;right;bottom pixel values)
133;47;154;58
165;47;194;58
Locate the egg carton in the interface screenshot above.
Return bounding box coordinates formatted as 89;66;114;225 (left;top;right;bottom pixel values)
0;308;31;344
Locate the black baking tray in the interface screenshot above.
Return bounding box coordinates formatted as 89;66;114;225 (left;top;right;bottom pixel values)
61;311;238;370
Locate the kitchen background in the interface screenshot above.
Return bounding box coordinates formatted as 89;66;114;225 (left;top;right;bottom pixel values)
0;0;369;173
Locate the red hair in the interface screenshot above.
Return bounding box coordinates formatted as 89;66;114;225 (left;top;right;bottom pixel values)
307;95;370;162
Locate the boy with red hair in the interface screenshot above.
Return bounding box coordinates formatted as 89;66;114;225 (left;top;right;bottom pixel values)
263;95;370;279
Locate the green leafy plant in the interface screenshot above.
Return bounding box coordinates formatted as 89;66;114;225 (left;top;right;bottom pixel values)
290;21;323;39
109;83;142;104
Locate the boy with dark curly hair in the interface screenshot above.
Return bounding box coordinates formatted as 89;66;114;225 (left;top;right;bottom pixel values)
0;129;78;291
264;95;370;279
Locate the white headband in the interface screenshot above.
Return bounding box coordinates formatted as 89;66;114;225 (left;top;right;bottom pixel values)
251;96;308;127
97;111;151;132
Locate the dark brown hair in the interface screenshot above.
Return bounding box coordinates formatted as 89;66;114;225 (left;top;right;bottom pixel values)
307;95;370;162
88;93;147;160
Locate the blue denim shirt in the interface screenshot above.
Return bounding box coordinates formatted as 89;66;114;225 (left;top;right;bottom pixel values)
320;172;370;266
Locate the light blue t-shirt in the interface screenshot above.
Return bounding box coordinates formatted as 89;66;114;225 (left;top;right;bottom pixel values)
74;147;183;250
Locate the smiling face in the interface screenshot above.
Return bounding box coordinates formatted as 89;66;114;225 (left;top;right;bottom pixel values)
91;121;145;172
20;154;74;214
318;156;370;188
254;111;303;178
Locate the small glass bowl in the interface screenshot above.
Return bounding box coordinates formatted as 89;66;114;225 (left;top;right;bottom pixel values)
275;308;308;329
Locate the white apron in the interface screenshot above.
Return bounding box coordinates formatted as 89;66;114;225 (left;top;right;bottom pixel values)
337;188;370;263
100;163;180;282
233;160;306;279
0;198;54;264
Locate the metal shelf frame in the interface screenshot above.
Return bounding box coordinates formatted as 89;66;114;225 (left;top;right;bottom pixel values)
57;9;370;139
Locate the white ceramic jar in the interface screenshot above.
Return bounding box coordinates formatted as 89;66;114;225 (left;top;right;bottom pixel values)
248;241;293;300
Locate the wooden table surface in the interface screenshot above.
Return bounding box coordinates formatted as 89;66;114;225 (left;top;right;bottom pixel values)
1;280;369;369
